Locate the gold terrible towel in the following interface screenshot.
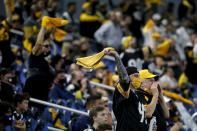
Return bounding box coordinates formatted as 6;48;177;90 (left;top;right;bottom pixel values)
41;16;69;29
76;47;114;69
155;39;172;56
53;28;67;42
162;90;194;106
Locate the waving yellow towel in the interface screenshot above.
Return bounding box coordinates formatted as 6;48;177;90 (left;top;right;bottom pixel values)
152;32;161;40
76;47;114;69
53;28;67;42
155;39;172;56
162;90;194;106
182;0;192;8
121;36;134;49
42;16;69;29
143;19;155;33
80;13;100;22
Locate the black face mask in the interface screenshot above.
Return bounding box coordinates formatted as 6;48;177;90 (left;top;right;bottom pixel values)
43;51;51;57
59;79;67;87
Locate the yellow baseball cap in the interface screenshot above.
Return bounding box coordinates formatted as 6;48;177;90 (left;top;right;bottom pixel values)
82;2;91;10
139;69;157;80
121;36;134;49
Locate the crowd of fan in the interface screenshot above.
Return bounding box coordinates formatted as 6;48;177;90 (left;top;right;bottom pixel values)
0;0;197;130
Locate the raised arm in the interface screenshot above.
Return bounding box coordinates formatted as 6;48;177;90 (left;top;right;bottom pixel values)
32;27;46;56
4;0;13;23
104;50;130;91
114;52;130;84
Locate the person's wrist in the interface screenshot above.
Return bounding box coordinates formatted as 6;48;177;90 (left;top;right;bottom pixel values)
114;51;119;57
153;93;159;98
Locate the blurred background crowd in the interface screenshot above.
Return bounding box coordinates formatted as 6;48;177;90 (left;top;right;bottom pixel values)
0;0;197;130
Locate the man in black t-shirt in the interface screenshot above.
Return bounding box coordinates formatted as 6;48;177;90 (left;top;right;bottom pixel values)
24;27;54;103
136;69;169;131
121;47;152;69
104;50;148;131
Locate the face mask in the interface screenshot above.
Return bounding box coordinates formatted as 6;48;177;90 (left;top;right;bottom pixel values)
59;79;67;87
131;76;141;89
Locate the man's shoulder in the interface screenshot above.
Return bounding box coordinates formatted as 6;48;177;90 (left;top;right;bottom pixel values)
102;21;113;27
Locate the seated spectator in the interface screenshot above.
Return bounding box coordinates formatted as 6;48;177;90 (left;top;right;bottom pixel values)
7;93;30;131
14;93;30;116
148;55;166;75
71;106;112;131
90;106;112;130
159;67;178;90
66;69;85;93
49;70;74;102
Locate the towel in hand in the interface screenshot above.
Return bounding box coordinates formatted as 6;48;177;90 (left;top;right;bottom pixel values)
76;47;114;69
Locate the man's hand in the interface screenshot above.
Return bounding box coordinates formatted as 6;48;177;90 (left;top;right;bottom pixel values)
150;82;159;97
81;78;88;88
158;86;165;102
170;122;183;131
104;49;117;57
14;120;26;130
152;124;157;131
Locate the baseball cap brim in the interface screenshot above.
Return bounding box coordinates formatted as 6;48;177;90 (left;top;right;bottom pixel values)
139;69;157;80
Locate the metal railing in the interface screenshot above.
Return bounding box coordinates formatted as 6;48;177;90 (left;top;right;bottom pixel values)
192;112;197;120
174;102;197;130
47;126;66;131
90;81;115;91
30;98;89;116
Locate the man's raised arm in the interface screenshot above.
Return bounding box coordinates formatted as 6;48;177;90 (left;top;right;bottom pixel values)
104;50;130;91
32;27;46;56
